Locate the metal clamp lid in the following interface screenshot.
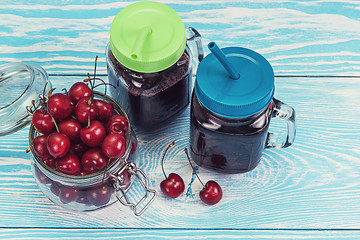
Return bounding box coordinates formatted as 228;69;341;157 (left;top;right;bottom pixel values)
111;162;157;216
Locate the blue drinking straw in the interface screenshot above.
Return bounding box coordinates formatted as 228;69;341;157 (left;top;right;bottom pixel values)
208;42;240;80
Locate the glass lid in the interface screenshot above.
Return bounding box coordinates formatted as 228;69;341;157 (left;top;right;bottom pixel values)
0;62;52;136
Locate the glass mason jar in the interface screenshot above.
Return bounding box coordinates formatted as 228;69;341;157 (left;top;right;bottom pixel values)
106;1;204;130
0;62;156;216
189;43;296;174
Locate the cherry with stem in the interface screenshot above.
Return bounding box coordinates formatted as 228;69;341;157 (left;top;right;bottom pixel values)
160;141;185;199
184;148;222;205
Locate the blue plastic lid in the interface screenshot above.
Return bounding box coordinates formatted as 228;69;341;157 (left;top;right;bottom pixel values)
194;46;274;118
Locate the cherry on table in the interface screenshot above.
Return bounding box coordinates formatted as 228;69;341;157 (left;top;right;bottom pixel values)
47;93;73;120
184;148;222;205
199;180;223;205
160;142;185;199
160;173;185;199
46;132;71;158
68;82;92;105
32;109;55;134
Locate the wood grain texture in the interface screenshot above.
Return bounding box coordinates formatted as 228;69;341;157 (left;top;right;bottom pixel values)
0;229;359;240
0;0;359;238
0;76;358;230
1;0;360;75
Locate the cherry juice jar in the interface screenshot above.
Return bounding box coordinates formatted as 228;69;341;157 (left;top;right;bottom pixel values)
189;43;296;174
106;1;203;130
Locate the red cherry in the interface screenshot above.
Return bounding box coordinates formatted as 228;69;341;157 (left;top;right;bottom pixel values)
81;148;108;172
93;99;114;122
56;153;81;175
159;142;184;198
32;109;55;134
76;190;91;205
199;180;223;205
75;97;98;124
59;186;79;204
58;118;82;143
101;133;126;158
79;169;96;176
79;120;106;147
46;132;71;158
69;141;88;158
87;185;113;207
34;166;52;184
104;115;128;136
68;82;92;105
50;182;61;196
33;134;52;159
184;148;222;205
42;157;56;169
47;93;73;120
160;173;185;199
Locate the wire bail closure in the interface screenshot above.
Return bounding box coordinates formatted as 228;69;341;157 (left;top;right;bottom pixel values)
111;162;157;216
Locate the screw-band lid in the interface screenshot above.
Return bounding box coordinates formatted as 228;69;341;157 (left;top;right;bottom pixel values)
195;47;275;118
110;1;186;73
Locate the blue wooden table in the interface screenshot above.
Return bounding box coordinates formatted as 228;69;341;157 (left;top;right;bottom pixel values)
0;0;359;239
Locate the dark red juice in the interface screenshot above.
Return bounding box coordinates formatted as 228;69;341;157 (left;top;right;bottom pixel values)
107;47;192;130
189;93;273;173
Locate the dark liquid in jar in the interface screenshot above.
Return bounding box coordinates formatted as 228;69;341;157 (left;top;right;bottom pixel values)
189;93;273;173
107;47;192;130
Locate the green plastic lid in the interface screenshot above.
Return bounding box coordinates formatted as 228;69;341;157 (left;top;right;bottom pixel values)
110;1;186;73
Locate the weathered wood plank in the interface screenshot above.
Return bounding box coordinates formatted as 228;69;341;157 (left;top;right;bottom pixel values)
1;1;360;75
0;76;358;229
0;229;359;240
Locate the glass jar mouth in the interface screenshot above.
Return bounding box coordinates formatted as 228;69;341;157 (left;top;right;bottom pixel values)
29;91;132;186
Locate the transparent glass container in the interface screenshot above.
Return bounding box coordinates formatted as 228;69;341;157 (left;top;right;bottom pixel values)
29;92;156;215
0;62;156;216
190;93;296;174
106;27;204;130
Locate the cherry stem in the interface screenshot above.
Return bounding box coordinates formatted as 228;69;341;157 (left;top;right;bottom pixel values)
49;113;59;133
33;125;40;135
161;141;175;179
62;88;68;95
86;73;93;128
184;148;205;189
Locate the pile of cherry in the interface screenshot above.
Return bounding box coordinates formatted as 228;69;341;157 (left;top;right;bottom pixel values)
29;80;133;206
31;81;130;176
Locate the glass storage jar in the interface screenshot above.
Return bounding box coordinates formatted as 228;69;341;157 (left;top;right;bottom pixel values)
189;43;296;174
0;62;156;215
106;1;203;130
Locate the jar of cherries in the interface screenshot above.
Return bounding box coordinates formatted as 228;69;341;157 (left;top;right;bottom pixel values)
0;62;156;215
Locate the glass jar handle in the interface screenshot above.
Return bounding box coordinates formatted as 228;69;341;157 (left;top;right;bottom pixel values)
185;27;204;73
111;162;157;216
266;98;296;149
